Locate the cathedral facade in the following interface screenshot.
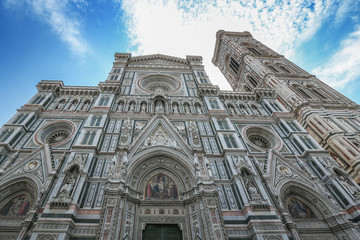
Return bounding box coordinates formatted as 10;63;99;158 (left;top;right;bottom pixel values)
0;30;360;240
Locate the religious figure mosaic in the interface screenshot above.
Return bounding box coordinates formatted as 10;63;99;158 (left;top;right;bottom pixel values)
0;194;30;217
145;174;178;200
287;197;317;219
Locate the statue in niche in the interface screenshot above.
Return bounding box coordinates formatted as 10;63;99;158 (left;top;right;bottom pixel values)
173;103;179;113
245;178;261;199
117;102;124;112
155;100;164;112
82;101;90;111
145;174;178;200
58;166;79;199
184;104;190;114
241;169;261;201
56;100;65;110
141;103;147;112
129;102;135;112
228;105;236;115
195;104;202;114
59;175;76;199
287;197;317;219
69;101;78;111
0;194;30;217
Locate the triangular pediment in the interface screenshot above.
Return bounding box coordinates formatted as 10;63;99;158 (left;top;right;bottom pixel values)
129;116;192;158
264;150;314;192
0;144;57;185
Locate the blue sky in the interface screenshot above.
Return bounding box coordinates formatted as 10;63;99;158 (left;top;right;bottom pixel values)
1;0;359;126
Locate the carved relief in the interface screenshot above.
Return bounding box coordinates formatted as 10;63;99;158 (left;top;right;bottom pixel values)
143;125;178;148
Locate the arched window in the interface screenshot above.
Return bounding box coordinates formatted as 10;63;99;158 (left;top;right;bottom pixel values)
223;134;238;148
217;119;229;130
209;99;219;109
13;114;28;124
0;129;14;142
248;47;261;55
245;85;252;92
296;87;312;99
311;88;326;100
280;66;291;73
90;116;102;126
248;76;258;88
270;102;282;112
229;57;240;74
99;96;110;106
32;95;45;104
268;65;278;73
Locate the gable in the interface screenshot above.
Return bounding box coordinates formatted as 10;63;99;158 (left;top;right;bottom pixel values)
128;116;192;158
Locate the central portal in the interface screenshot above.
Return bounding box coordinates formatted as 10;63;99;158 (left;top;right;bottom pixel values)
143;224;182;240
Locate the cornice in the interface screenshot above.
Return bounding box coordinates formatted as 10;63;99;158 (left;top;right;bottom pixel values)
218;88;275;102
212;30;253;66
37;80;100;96
198;84;220;96
129;54;188;65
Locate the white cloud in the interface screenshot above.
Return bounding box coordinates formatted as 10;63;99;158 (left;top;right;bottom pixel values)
313;25;360;89
5;0;88;55
119;0;347;90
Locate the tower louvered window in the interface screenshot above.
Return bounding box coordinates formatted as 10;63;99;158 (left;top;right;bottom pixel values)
248;47;261;55
248;76;258;88
229;57;239;74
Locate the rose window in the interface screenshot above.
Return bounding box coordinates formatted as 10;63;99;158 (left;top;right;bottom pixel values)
47;130;70;144
138;74;180;94
242;125;283;151
248;135;271;149
35;120;75;146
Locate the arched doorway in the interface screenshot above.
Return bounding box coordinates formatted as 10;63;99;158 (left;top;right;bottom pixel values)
98;146;227;240
0;178;38;239
131;154;192;239
280;183;353;239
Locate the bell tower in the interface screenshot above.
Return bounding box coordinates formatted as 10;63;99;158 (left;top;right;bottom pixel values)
213;30;360;182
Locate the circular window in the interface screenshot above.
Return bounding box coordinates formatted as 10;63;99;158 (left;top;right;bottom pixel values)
47;130;70;144
242;125;282;151
248;135;271;149
35;121;75;146
138;74;181;94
